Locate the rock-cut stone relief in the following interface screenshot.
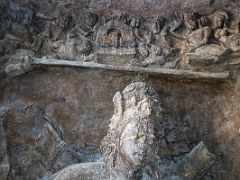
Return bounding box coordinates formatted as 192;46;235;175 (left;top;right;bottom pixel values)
1;1;240;179
48;82;216;180
95;17;136;65
1;1;240;75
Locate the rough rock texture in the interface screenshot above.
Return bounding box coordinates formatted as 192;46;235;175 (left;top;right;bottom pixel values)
0;0;240;179
0;108;9;180
1;0;240;73
0;67;240;179
49;82;216;180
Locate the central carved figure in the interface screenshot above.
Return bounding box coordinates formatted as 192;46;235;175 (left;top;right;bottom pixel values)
49;82;215;180
100;82;160;179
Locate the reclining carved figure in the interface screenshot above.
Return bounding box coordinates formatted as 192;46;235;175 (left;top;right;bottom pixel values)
48;82;216;180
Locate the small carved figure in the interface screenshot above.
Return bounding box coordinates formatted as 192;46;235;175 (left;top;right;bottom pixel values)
33;23;52;53
184;9;240;69
55;12;74;34
96;20;135;49
170;9;200;35
84;12;98;27
52;21;94;60
215;33;240;52
74;12;98;37
170;10;212;51
186;25;212;51
183;9;199;33
140;44;167;66
212;10;229;30
33;14;95;60
95;20;136;65
129;17;141;28
138;43;149;58
50;37;92;61
151;17;166;34
135;29;152;45
213;10;240;52
135;30;152;59
7;2;34;27
137;21;176;67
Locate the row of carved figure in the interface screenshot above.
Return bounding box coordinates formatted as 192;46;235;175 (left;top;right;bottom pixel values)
1;2;240;71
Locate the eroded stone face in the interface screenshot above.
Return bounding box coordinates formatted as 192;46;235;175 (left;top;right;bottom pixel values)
119;120;156;168
100;82;161;176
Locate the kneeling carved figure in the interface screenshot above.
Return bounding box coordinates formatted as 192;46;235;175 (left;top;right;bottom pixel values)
49;82;216;180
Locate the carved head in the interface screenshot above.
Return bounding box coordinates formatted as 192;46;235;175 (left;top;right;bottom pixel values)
213;10;229;29
118;114;156;169
129;17;141;28
143;31;152;44
56;13;73;32
84;12;98;27
152;17;166;34
101;82;162;173
183;9;198;31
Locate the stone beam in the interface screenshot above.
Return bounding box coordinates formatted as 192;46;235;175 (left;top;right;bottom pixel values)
31;57;232;80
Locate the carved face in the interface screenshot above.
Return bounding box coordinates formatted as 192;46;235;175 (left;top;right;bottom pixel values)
213;11;229;29
185;19;198;31
85;12;98;27
130;18;140;28
101;82;161;173
215;17;225;29
143;31;152;44
57;15;73;32
152;18;165;34
75;40;92;55
184;13;198;31
119;118;156;169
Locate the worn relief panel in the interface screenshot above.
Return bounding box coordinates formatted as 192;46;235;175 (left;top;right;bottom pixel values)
49;82;216;180
0;0;240;179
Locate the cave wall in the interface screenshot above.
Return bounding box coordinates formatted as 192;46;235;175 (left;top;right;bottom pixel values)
0;67;240;179
0;0;240;179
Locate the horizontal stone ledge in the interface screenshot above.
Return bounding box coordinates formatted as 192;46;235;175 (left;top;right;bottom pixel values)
32;57;232;80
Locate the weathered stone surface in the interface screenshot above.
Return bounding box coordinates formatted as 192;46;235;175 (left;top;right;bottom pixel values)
0;107;9;180
1;0;240;74
0;66;239;179
48;162;108;180
0;0;240;179
2;105;82;179
174;141;216;179
5;55;33;77
49;82;216;180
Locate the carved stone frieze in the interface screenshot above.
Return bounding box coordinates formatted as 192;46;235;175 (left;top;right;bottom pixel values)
1;1;240;75
0;1;240;179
